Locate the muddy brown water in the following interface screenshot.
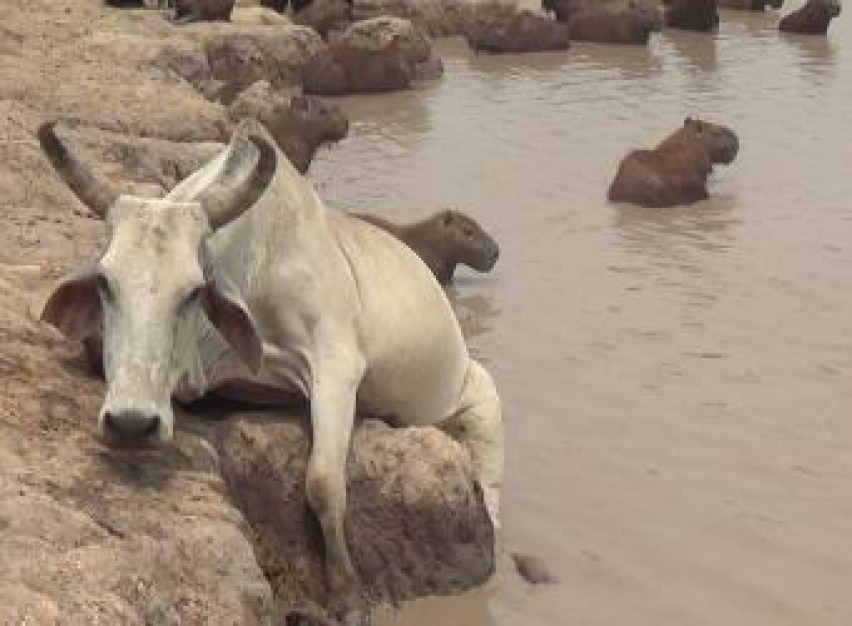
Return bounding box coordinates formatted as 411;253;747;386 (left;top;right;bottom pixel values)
310;8;852;626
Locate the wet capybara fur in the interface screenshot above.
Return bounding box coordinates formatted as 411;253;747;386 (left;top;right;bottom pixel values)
352;210;500;284
608;118;740;208
664;0;720;30
779;0;841;33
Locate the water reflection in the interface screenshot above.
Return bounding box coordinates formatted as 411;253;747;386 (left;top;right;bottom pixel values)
569;42;665;79
780;30;836;71
448;289;501;344
613;193;738;257
661;29;719;72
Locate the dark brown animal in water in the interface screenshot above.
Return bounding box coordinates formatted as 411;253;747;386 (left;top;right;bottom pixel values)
719;0;783;10
351;210;500;284
267;96;349;173
779;0;841;33
302;39;412;95
171;0;236;23
607;118;739;208
567;2;663;44
466;10;570;53
664;0;720;30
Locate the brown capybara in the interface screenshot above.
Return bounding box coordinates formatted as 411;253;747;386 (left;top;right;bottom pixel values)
567;2;663;45
719;0;783;10
664;0;720;30
607;118;739;208
466;10;570;53
302;39;412;95
779;0;841;33
351;210;500;284
267;96;349;173
171;0;236;23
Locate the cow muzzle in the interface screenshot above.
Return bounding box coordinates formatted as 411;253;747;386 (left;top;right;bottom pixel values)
98;403;174;447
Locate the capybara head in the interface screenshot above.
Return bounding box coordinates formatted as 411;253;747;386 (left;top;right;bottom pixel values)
437;210;500;273
629;0;664;32
289;96;349;142
683;117;739;165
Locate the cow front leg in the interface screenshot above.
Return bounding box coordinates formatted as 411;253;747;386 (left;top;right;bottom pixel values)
439;359;504;530
306;357;368;625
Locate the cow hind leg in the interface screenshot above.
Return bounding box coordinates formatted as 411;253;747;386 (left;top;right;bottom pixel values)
440;359;504;529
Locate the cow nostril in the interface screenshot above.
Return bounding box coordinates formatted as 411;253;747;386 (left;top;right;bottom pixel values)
102;411;161;442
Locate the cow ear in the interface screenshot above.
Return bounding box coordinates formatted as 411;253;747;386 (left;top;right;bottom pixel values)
41;265;102;340
201;272;263;375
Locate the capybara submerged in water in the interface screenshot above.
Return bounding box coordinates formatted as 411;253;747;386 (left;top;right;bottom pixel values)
351;210;500;284
779;0;841;33
607;118;739;208
664;0;720;30
567;2;663;45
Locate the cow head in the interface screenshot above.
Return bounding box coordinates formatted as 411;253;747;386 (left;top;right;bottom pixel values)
39;120;276;446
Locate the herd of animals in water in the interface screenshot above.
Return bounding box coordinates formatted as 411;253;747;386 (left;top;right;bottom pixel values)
34;0;842;622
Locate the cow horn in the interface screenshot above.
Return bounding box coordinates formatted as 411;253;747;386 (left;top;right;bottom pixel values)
38;120;119;219
169;119;278;230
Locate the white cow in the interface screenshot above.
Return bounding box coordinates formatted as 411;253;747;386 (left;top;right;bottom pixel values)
39;119;503;624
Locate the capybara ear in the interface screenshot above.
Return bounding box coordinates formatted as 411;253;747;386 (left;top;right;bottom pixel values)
442;210;455;227
684;116;693;126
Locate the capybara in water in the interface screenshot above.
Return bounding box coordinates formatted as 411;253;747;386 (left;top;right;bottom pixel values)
567;2;663;44
351;210;500;284
466;10;570;53
779;0;841;33
664;0;720;30
607;118;740;208
302;39;412;95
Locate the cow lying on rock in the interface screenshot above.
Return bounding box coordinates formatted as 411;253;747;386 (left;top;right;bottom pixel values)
38;119;504;625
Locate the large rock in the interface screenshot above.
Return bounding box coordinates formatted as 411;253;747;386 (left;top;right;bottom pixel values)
203;25;327;101
352;0;519;38
466;9;570;53
217;414;495;621
334;17;444;81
